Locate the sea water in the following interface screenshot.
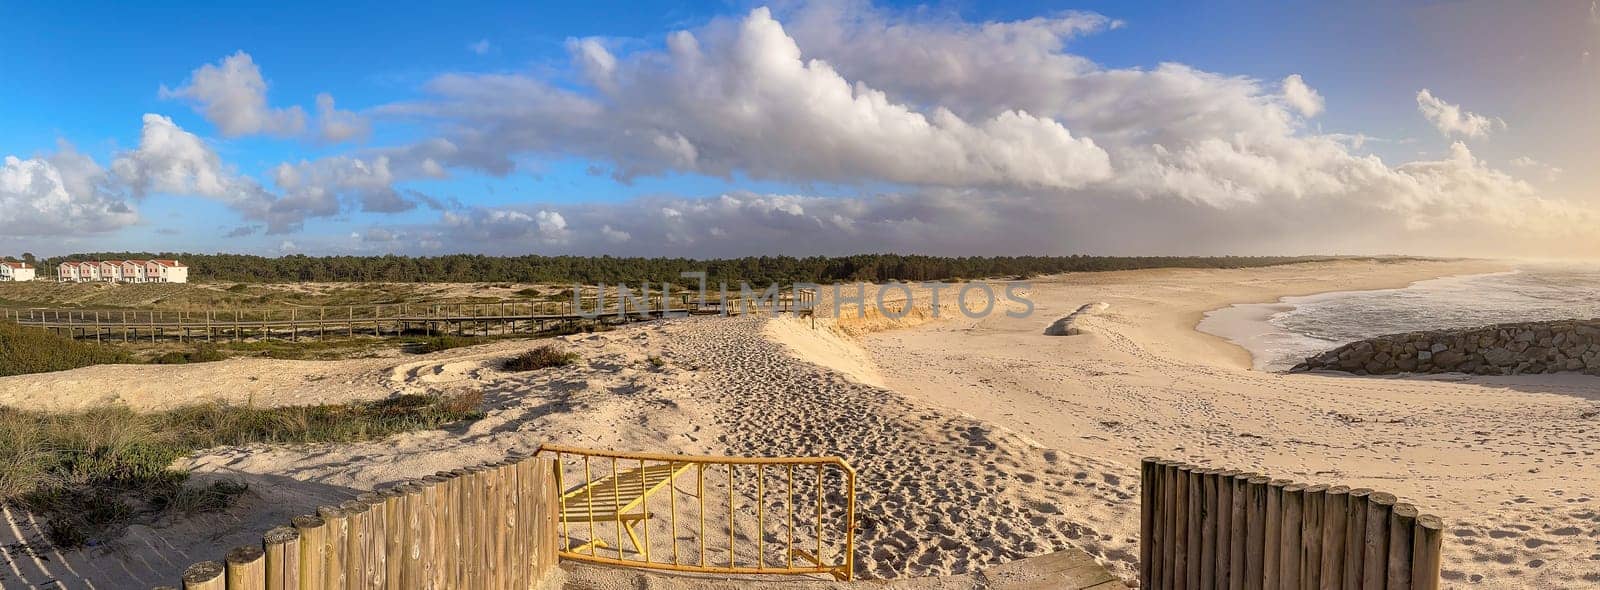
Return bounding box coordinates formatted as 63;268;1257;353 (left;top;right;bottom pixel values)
1199;264;1600;371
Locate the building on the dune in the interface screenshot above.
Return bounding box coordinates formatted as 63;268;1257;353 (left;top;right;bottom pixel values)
0;262;35;281
56;259;187;283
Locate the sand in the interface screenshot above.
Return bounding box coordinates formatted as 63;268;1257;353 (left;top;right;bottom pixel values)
2;258;1595;588
862;259;1600;588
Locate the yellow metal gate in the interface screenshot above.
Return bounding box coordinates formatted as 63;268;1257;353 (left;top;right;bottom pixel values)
535;444;857;581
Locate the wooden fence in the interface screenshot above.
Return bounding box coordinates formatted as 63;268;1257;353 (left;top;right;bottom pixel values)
1140;458;1444;590
158;454;559;590
3;289;817;343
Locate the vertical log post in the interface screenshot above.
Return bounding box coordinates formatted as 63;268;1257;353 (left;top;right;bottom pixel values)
1361;492;1396;590
1342;489;1371;590
1200;469;1219;590
1141;458;1160;587
262;526;301;590
341;499;370;590
318;505;348;589
1174;463;1192;589
291;515;326;590
1411;514;1444;590
1187;466;1204;590
225;545;266;590
1215;470;1237;590
1386;503;1418;590
357;492;388;589
1244;475;1270;590
1277;483;1305;589
1301;484;1327;588
382;485;406;590
401;483;426;588
1318;486;1349;590
182;561;226;590
1161;461;1179;590
1263;479;1289;590
1229;472;1253;590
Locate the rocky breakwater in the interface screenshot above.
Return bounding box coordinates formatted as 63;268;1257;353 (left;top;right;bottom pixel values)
1291;319;1600;376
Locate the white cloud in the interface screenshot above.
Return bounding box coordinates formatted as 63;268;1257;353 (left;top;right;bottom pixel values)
273;155;413;213
0;149;138;236
469;39;492;55
1415;89;1503;138
1281;75;1324;117
160;51;307;137
315;93;371;143
388;7;1113;189
1509;155;1562;182
110;114;334;233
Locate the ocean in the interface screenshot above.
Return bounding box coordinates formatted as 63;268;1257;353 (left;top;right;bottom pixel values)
1198;264;1600;371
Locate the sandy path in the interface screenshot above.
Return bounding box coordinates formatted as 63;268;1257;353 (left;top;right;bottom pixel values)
862;260;1600;588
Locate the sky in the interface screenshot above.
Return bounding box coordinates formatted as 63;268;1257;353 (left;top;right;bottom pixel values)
2;0;1598;259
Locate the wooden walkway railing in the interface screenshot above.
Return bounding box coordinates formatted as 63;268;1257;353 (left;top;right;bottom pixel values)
1140;458;1444;590
158;454;558;590
2;288;817;343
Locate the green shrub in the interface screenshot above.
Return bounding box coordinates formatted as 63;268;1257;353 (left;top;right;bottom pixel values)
0;391;483;548
504;345;578;371
0;321;133;377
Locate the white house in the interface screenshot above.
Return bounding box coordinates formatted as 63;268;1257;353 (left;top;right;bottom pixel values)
99;261;124;282
147;260;188;283
0;262;34;281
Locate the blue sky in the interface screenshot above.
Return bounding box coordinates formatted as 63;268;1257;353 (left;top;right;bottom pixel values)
3;1;1596;258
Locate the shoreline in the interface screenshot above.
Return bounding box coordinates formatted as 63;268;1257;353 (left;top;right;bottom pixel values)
1194;267;1524;372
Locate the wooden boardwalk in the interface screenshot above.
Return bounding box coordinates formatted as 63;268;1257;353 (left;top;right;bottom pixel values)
1;290;815;343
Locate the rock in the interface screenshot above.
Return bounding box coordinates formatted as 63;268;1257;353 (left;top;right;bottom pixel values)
1418;350;1433;362
1430;342;1449;354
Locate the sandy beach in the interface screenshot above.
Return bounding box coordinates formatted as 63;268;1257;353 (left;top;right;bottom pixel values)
2;259;1597;588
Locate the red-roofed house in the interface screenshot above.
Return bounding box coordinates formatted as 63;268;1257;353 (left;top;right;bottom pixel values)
146;259;188;283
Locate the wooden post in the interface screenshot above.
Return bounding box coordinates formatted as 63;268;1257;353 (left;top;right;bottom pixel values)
401;483;426;589
182;561;226;590
423;475;449;589
1386;503;1418;590
485;462;506;590
1301;484;1327;589
1141;458;1159;587
1342;489;1371;590
341;499;370;589
1174;464;1192;589
1200;469;1218;590
1244;476;1270;590
1361;492;1396;590
1263;479;1289;590
357;493;388;589
263;526;301;590
1278;483;1304;589
1410;514;1443;590
435;472;462;589
318;505;348;589
225;545;266;590
379;486;405;590
1228;472;1252;590
291;515;325;590
1318;486;1349;590
1215;470;1237;590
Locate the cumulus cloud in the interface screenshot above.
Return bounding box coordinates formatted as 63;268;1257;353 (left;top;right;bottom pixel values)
161;52;307;137
0;148;138;236
1281;75;1324;117
110;114;337;233
385;7;1113;189
469;39;492;55
315;93;371;143
273;155;414;214
1415;89;1503;138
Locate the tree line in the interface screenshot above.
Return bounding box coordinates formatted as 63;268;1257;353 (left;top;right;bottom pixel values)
6;252;1355;285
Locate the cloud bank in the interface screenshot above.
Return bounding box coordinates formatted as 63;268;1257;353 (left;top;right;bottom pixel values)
5;2;1593;259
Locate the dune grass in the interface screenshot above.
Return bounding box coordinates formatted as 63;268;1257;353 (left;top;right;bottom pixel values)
504;345;579;371
0;320;134;377
0;391;484;548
